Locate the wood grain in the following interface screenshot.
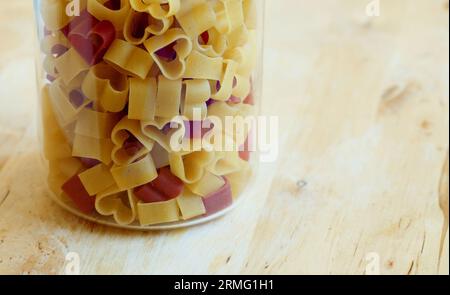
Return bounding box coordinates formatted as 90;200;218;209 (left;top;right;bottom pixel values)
0;0;448;275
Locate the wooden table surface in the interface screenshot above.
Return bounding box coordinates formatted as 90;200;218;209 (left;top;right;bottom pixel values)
0;0;448;275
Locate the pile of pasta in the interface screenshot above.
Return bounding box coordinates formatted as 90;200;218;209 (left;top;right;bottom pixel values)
39;0;257;226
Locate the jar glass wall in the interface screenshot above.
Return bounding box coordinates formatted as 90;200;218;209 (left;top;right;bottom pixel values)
34;0;264;229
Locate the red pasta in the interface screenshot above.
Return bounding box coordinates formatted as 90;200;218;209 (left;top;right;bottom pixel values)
62;11;115;65
134;167;184;203
62;175;95;214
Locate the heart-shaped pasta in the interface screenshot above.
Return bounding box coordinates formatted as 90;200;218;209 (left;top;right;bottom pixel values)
48;78;92;126
186;171;225;197
124;9;173;45
128;77;157;122
206;151;244;176
104;39;154;79
111;117;155;166
137;198;180;226
141;116;186;153
54;48;90;86
81;62;129;112
42;35;70;80
40;0;74;30
211;59;238;101
41;31;70;56
224;29;257;77
213;0;245;35
175;0;216;38
72;133;115;165
110;154;158;190
207;101;254;147
130;0;180;19
168;150;216;184
63;10;116;66
176;190;206;220
87;0;131;30
182;79;211;120
79;163;116;196
148;0;180;19
193;28;228;58
144;28;192;80
96;186;138;225
184;50;223;80
75;109;121;139
41;86;76;162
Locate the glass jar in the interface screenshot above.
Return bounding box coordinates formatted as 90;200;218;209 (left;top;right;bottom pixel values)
33;0;264;229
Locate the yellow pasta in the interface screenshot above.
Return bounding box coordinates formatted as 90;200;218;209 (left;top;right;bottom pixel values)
38;0;261;227
150;142;171;168
137;198;180;226
155;75;182;118
78;163;116;195
187;171;225;196
177;191;206;220
41;90;73;159
48;172;69;196
111;117;155;165
87;0;130;30
169;151;215;184
128;77;157;122
175;0;216;38
242;0;257;30
227;24;249;49
54;48;89;86
43;55;59;78
211;59;237;101
72;134;114;164
110;154;158;190
49;157;84;179
214;0;244;34
176;0;205;15
141;116;186;152
207;101;254;146
124;9;173;44
143;28;192;80
130;0;180;19
81;63;129;112
96;186;138;225
184;50;223;80
182;79;211;120
231;73;251;99
193;28;227;58
41;31;70;56
207;151;243;175
40;0;73;31
75;109;120;139
224;29;257;77
104;39;154;79
148;0;181;19
49;78;91;126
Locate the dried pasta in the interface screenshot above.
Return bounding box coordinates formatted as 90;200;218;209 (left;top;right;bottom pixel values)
104;39;154;79
124;9;173;44
111;117;155;165
128;77;157;121
141;116;186;152
143;28;193;80
38;0;260;227
87;0;131;30
96;186;138;225
81;62;129;112
110;154;158;190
